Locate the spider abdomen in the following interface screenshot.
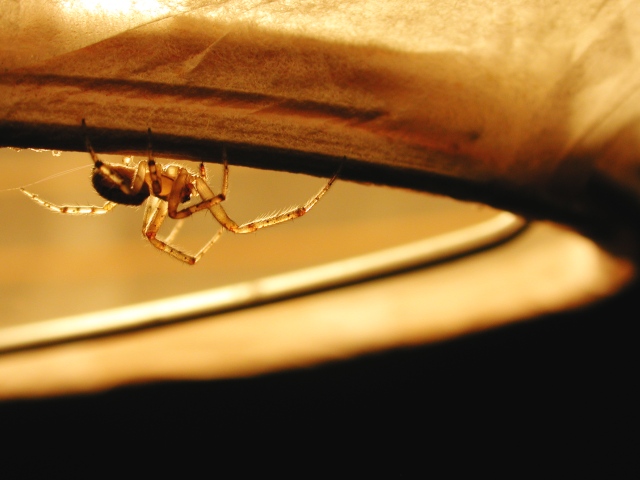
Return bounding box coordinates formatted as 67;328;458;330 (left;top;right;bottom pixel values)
92;164;150;205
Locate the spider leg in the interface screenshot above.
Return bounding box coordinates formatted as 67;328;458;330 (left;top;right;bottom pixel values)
167;159;229;219
84;119;149;196
204;163;341;234
82;119;99;165
131;161;150;193
164;218;184;244
20;188;117;214
143;196;223;265
147;133;163;197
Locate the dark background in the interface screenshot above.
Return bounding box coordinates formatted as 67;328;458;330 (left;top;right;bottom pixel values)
1;278;636;469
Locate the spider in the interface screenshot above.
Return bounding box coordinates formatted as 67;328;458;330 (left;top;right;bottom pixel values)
21;120;340;264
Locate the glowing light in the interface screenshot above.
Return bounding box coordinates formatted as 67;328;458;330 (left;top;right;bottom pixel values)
50;0;173;51
62;0;169;17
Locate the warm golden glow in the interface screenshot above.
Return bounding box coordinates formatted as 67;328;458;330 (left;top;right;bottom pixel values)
60;0;170;17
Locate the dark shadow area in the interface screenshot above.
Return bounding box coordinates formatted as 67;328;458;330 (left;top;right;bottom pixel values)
2;279;637;465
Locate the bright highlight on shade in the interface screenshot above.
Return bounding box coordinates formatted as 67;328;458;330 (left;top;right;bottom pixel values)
61;0;170;19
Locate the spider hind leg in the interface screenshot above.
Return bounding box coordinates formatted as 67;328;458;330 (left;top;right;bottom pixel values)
20;188;117;215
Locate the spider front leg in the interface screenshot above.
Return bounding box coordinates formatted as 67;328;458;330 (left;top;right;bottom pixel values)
83;119;149;198
142;196;223;265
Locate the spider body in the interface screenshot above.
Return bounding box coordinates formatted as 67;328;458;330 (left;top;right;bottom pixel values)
91;160;195;206
21;120;340;264
92;161;150;205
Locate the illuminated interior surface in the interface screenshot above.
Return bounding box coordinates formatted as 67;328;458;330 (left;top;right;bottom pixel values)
0;147;503;328
0;1;637;402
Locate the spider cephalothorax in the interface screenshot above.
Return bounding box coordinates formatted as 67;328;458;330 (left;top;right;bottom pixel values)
21;120;340;264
